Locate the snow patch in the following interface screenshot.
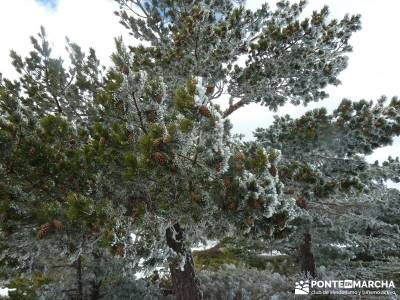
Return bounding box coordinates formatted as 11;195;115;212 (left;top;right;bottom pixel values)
259;250;283;256
0;288;16;297
191;240;218;251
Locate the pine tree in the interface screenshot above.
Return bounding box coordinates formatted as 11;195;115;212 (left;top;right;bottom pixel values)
254;98;400;288
0;0;364;298
112;1;360;297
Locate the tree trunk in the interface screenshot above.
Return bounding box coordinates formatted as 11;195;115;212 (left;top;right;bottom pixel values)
299;233;316;277
166;223;203;300
76;256;83;300
90;280;102;300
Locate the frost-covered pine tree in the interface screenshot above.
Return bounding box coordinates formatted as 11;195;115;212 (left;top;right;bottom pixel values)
0;28;144;299
110;1;360;297
254;97;400;286
1;0;363;298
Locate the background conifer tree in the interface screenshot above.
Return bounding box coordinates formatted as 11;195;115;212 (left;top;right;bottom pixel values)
254;98;400;286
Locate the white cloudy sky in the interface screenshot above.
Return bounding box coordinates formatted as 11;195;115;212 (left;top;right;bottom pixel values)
0;0;399;165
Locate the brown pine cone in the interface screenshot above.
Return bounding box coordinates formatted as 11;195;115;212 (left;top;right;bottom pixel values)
155;95;163;103
37;223;52;240
245;217;254;226
296;196;307;209
205;84;215;96
145;109;157;122
152;138;163;147
59;185;66;194
127;132;135;142
153;152;168;165
116;101;124;112
269;165;277;177
234;152;245;161
264;227;273;237
235;163;244;173
227;202;236;210
215;161;222;173
199;106;211;118
115;245;125;257
223;178;231;188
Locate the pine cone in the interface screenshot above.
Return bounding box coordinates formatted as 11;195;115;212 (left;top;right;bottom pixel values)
155;95;163;103
169;163;178;173
245;217;254;226
235;163;244;173
37;223;52;240
153;152;168;165
145;109;157;122
264;227;273;237
223;178;231;188
205;84;215;96
59;185;66;194
227;202;236;210
127;132;135;142
215;161;222;173
239;44;248;54
199;106;211;118
152;138;163;147
296;196;307;209
234;152;245;161
52;219;64;230
115;245;125;257
116;101;124;111
269;165;277;177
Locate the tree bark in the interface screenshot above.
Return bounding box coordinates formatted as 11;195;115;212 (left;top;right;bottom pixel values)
166;223;203;300
299;233;316;277
90;280;102;300
76;256;83;300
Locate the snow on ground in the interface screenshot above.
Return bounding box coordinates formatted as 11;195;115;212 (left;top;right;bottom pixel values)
191;240;219;252
0;288;15;298
259;250;284;257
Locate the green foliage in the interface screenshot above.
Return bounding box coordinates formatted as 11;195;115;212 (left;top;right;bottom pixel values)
6;276;52;300
174;87;195;114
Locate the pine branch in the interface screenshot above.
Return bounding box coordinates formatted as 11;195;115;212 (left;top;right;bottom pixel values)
223;98;249;117
131;91;147;134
